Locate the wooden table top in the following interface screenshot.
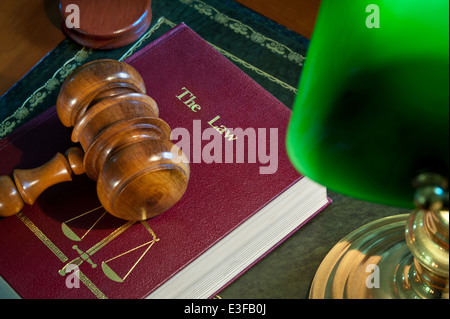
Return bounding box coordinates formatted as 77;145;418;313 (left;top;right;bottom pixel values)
234;0;321;39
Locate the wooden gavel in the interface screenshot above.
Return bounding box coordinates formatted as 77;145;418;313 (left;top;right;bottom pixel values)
0;59;190;221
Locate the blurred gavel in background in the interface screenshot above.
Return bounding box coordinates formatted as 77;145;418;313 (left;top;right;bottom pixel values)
0;59;190;221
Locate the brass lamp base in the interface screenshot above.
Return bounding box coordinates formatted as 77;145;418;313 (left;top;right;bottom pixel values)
310;214;410;298
310;210;449;299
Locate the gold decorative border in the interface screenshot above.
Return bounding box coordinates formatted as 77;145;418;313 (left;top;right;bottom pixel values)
178;0;306;66
17;212;107;298
78;270;108;299
17;212;68;263
0;49;93;138
161;18;298;93
209;42;298;94
119;17;168;62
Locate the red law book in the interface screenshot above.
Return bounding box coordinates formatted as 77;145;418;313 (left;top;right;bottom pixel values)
0;23;330;299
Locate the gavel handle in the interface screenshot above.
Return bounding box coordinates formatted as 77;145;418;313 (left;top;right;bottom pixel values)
0;147;85;217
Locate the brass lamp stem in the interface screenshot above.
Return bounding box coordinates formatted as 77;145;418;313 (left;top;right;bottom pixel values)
403;175;449;298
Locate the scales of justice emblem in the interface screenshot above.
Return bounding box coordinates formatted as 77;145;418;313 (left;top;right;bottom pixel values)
57;206;160;283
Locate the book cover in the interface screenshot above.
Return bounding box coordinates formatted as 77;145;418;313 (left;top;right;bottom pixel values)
0;24;329;299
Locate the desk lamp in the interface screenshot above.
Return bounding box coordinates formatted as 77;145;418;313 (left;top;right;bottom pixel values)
286;0;448;298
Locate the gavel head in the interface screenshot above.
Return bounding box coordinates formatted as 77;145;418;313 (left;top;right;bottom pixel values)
56;59;190;221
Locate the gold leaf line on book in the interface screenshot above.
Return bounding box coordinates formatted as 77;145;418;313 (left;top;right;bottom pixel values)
0;48;93;138
119;16;167;61
16;212;68;263
162;17;177;28
16;212;107;299
77;270;108;299
162;17;297;94
63;205;104;224
140;220;159;239
102;239;159;283
178;0;306;66
87;220;136;256
62;206;106;242
208;42;298;94
162;17;298;94
101;220;160;283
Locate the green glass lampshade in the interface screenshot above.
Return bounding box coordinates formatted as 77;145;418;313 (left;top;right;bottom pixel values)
286;0;449;209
